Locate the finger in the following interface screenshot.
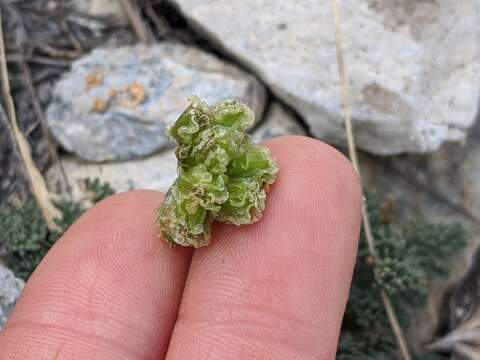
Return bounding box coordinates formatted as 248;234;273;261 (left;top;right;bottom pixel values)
0;191;192;360
166;136;362;360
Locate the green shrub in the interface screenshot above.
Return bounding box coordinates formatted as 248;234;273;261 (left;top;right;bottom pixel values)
0;178;115;279
337;192;467;359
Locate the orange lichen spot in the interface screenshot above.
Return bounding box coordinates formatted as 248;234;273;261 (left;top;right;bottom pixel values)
91;81;147;112
93;98;108;113
85;71;104;90
108;88;118;98
129;81;146;104
118;81;146;108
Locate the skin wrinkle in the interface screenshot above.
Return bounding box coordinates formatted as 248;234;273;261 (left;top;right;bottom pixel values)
7;289;162;356
169;323;317;360
0;136;361;360
1;323;135;359
175;299;319;348
5;318;160;358
53;339;67;360
14;251;144;330
175;249;331;354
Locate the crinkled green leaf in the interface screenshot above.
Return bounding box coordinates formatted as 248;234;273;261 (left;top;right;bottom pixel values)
157;97;279;247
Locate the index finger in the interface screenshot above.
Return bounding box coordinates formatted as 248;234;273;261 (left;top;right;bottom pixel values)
166;136;362;359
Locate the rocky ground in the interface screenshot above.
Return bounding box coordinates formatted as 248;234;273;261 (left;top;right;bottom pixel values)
0;265;24;330
1;0;480;355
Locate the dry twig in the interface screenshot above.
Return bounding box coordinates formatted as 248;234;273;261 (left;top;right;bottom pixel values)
33;42;81;59
7;54;71;67
330;1;412;359
121;0;155;44
20;61;71;196
0;8;61;230
144;3;170;38
61;19;83;53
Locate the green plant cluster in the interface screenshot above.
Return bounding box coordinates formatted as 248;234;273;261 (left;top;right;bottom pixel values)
337;192;466;359
157;97;278;248
0;178;114;279
0;200;49;280
84;178;115;204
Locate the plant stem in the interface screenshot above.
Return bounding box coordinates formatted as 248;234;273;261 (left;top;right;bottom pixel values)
0;9;61;231
121;0;155;44
329;1;412;359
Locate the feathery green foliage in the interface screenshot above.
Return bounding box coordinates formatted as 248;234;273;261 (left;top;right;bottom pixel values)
84;178;115;204
157;97;279;248
337;192;466;359
0;178;114;279
0;199;49;279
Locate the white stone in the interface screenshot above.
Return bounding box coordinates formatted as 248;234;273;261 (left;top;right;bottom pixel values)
170;0;480;154
72;0;127;21
46;43;266;161
251;102;306;143
0;264;24;331
47;150;178;202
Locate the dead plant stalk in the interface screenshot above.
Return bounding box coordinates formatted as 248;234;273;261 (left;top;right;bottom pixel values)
0;9;61;231
121;0;155;44
329;1;412;359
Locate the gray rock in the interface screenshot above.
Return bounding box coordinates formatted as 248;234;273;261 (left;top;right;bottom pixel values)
251;102;306;143
47;150;178;202
46;43;266;161
169;0;480;155
72;0;127;21
0;264;24;331
384;118;480;223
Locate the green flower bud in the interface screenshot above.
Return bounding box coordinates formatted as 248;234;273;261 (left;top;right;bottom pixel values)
157;97;279;247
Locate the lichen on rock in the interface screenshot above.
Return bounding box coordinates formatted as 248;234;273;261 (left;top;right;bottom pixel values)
157;97;278;248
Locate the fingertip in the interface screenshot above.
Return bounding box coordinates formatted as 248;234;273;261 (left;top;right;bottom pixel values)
265;135;362;251
266;135;361;203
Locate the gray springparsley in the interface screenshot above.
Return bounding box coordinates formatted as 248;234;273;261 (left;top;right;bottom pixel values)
157;97;279;247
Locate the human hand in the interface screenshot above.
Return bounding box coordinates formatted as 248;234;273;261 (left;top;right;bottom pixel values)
0;136;361;359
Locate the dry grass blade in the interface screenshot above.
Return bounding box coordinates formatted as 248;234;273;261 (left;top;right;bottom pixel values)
0;9;61;231
144;3;169;38
329;1;412;359
121;0;155;44
33;42;81;59
20;61;71;197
